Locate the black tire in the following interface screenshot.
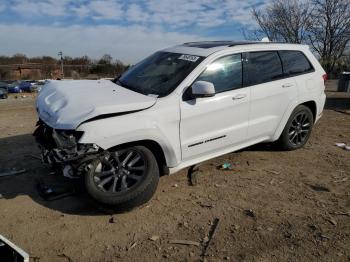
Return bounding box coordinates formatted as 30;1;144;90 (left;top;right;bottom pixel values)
278;105;314;150
85;145;159;209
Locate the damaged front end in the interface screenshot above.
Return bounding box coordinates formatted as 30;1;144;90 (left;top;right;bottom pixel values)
33;120;101;178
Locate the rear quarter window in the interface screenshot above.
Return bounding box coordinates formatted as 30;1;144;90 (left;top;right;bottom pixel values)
279;50;314;77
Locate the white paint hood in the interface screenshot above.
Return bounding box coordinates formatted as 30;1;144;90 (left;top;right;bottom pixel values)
36;80;157;129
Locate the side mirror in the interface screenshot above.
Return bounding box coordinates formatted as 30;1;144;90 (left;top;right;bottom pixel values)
191;81;215;98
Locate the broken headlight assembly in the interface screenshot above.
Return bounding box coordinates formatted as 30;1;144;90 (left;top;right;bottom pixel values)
34;121;101;166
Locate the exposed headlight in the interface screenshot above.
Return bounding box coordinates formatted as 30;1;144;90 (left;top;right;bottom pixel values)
52;130;84;149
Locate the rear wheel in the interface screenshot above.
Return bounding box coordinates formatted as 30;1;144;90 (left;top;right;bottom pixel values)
278;105;314;150
85;146;159;209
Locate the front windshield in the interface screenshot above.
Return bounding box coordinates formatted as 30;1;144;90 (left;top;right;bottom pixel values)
116;52;204;97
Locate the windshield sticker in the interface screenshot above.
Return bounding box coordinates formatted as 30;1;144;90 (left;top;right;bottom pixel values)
178;54;200;62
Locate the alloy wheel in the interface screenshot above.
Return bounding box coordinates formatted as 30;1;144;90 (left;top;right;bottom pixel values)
288;112;311;146
92;149;146;193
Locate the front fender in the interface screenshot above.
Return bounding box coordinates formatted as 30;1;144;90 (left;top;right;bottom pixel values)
76;112;181;167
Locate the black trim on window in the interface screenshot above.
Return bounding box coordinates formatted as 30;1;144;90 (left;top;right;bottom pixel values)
183;53;244;101
278;50;315;78
242;50;315;87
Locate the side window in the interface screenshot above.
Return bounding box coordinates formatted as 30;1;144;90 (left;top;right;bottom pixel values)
243;51;283;86
279;50;314;76
196;54;242;93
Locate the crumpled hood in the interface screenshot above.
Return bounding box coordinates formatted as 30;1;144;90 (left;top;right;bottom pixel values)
36;80;157;129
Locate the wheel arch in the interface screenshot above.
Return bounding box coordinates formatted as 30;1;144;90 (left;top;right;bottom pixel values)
300;100;317;123
273;99;317;141
108;140;169;176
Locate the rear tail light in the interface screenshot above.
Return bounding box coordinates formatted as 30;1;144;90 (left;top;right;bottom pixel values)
322;74;328;82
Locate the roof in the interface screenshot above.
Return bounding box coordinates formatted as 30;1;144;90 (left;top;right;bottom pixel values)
163;41;308;57
182;41;257;49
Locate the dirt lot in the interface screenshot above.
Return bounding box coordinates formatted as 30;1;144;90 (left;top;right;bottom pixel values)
0;83;349;262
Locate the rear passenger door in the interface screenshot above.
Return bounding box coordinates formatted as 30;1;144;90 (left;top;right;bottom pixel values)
279;50;316;96
243;51;297;141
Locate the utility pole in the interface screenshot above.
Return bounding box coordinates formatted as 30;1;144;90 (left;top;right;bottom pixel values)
58;51;64;79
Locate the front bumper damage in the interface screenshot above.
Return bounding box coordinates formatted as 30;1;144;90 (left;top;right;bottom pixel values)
33;120;101;178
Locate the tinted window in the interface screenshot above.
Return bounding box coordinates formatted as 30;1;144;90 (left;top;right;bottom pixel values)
117;52;204;97
279;50;313;76
243;51;283;86
196;54;242;93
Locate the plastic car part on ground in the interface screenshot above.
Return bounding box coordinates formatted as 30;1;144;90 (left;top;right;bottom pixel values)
335;142;350;151
36;178;76;201
0;235;29;262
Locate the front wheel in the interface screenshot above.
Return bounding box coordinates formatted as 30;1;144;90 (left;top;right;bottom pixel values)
278;105;314;150
85;146;159;210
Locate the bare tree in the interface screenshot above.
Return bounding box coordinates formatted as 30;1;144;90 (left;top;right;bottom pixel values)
308;0;350;74
251;0;312;43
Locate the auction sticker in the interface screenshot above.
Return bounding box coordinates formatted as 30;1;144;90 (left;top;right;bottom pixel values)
178;54;200;62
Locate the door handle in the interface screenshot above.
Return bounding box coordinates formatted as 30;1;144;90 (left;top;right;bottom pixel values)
282;83;294;88
232;94;247;100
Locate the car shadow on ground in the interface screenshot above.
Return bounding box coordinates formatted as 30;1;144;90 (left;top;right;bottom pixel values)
0;134;116;216
0;133;283;215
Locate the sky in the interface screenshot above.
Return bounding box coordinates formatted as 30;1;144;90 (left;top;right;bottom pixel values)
0;0;268;63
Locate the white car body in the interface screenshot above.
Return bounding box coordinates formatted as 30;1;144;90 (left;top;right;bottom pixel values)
36;42;326;175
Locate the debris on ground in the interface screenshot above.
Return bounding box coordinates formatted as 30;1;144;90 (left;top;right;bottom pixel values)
0;169;27;178
326;217;337;226
265;169;280;175
197;202;213;209
0;194;3;199
57;253;73;262
309;184;330;192
149;235;160;241
201;218;220;257
36;179;76;201
244;209;256;219
128;242;137;250
169;240;200;247
334;142;350;151
109;217;116;224
0;235;30;262
232;224;240;231
333;177;348;183
332;211;350;217
335;142;346;148
178;221;189;228
217;163;233;170
316;233;330;240
172;184;178;188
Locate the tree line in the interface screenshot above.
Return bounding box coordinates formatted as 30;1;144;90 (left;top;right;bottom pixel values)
247;0;350;77
0;53;129;80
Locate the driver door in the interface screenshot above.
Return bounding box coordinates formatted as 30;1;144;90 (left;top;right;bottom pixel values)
180;53;251;161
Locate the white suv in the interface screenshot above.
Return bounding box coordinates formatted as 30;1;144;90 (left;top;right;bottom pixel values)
34;41;326;209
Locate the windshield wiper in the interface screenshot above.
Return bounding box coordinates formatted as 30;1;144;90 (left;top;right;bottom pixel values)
116;79;132;89
115;79;146;95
